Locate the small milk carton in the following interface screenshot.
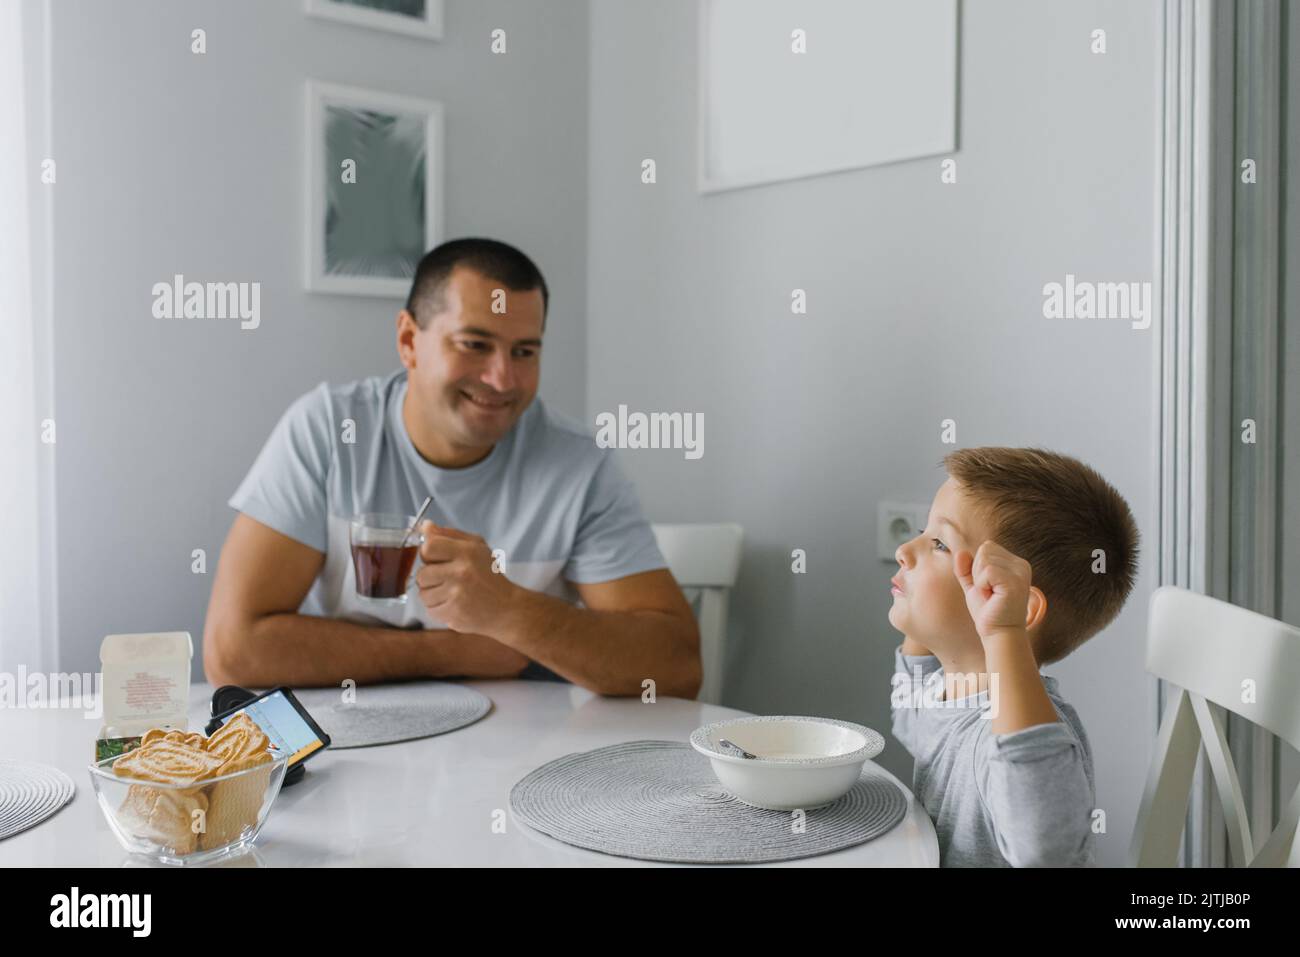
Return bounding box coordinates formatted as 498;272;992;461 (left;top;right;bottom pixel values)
95;631;193;762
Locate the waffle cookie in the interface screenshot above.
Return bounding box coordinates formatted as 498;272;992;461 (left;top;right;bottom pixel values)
204;713;270;763
117;783;209;856
113;739;227;787
140;728;206;749
199;750;275;850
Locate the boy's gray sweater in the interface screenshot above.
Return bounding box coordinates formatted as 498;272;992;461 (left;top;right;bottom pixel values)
890;646;1097;867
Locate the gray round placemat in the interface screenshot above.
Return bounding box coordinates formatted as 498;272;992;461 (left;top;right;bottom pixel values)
0;761;75;841
290;681;491;749
510;740;907;864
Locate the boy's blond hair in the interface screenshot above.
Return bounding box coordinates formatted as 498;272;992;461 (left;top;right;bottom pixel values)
944;447;1139;665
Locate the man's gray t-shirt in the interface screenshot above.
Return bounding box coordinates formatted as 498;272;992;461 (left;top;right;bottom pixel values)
890;646;1096;867
228;370;668;648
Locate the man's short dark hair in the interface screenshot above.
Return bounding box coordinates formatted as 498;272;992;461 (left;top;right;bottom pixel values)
404;238;549;329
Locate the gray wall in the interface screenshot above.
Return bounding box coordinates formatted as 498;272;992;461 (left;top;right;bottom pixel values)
34;0;590;675
587;0;1162;866
1279;0;1299;837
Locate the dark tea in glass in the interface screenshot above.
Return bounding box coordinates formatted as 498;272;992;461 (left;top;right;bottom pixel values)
349;513;424;602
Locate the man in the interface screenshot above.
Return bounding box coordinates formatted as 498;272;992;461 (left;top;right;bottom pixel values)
203;238;701;697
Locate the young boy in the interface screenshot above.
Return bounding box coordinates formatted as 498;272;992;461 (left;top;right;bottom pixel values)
889;448;1139;867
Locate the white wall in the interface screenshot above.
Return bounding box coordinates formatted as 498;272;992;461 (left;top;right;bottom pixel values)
587;0;1162;866
25;0;590;676
1;0;47;673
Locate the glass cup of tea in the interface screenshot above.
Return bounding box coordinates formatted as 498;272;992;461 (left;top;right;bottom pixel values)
349;513;424;604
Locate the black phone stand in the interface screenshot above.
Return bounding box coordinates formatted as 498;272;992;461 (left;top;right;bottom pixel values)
207;685;306;788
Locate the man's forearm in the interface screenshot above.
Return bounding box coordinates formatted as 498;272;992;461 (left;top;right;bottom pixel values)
495;590;700;697
206;613;520;688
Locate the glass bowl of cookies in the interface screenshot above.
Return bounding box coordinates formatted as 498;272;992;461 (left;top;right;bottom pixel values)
87;714;290;865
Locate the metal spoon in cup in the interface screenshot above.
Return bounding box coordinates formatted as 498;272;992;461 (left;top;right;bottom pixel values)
401;495;434;549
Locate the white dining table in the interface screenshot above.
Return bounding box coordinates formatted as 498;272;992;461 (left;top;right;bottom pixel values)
0;679;939;867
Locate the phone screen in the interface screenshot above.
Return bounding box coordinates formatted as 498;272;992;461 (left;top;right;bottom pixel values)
221;689;326;766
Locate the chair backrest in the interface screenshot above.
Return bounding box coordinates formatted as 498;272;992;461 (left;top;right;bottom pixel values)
1130;586;1300;867
651;523;743;705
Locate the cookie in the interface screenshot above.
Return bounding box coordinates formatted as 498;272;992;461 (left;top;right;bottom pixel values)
113;739;226;787
204;713;265;758
117;783;209;856
199;751;274;850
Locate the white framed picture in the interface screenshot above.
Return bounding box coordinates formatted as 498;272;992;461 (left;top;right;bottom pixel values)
698;0;958;193
305;81;443;298
305;0;443;40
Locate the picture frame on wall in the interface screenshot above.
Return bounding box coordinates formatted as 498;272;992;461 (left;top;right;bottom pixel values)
304;0;444;41
698;0;958;193
305;81;443;297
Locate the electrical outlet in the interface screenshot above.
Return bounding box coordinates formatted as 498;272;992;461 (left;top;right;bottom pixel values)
877;501;930;561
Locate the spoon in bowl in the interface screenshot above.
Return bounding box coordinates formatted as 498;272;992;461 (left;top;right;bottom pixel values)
718;739;758;760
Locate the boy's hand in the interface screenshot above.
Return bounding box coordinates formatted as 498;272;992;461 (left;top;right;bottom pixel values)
953;541;1033;640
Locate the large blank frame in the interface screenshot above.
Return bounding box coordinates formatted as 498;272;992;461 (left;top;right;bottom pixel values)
699;0;958;193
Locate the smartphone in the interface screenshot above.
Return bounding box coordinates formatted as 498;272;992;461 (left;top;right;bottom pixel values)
211;687;330;767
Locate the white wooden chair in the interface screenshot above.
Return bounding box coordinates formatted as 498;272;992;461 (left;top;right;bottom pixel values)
1130;586;1300;866
651;523;744;705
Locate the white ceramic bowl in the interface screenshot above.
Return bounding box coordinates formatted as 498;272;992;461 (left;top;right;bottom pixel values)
690;716;884;810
